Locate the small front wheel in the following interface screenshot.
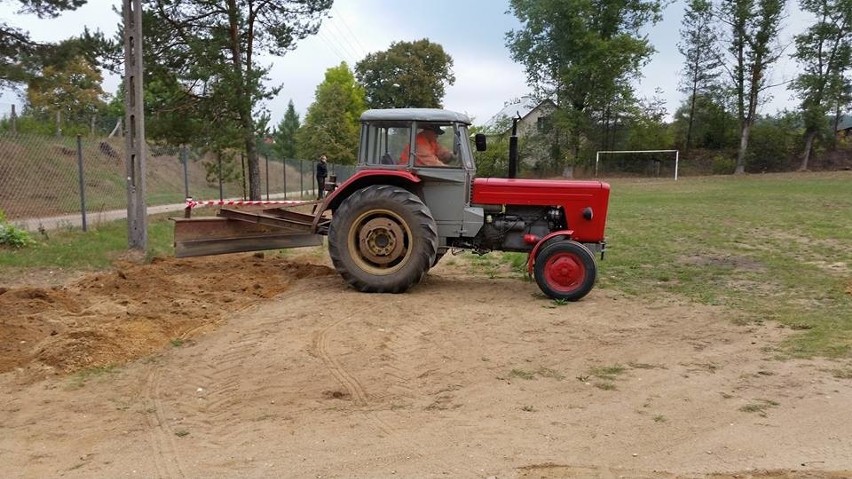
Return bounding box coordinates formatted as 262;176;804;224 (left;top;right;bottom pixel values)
533;240;597;301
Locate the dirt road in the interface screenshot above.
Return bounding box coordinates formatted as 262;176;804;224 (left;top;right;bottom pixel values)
1;251;850;478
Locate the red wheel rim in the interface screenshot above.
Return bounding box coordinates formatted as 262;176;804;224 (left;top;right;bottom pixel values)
543;252;585;293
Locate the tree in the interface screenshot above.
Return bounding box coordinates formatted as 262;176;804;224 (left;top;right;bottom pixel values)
671;92;739;150
297;62;365;164
746;111;800;172
790;0;852;170
354;39;455;109
625;90;674;151
506;0;664;170
141;0;332;200
26;54;105;134
274;99;300;159
719;0;786;174
678;0;723;159
1;0;88;90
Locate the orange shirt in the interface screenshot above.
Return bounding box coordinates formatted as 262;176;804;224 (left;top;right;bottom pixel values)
400;130;452;166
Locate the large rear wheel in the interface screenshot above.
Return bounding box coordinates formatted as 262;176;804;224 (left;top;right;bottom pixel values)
533;240;597;301
328;185;437;293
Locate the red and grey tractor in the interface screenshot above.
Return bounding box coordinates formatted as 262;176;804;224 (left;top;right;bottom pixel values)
175;108;611;301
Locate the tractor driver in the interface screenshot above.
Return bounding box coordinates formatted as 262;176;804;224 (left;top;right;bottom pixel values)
399;124;454;167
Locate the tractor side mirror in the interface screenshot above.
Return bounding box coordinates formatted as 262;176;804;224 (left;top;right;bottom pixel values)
474;133;487;152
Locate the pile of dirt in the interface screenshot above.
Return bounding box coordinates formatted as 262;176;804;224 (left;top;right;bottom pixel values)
0;253;334;380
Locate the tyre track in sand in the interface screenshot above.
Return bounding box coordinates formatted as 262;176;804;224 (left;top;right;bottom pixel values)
188;305;280;449
311;305;377;421
142;364;187;479
310;293;481;477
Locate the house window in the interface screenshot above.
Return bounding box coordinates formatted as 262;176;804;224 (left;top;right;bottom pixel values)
537;116;552;133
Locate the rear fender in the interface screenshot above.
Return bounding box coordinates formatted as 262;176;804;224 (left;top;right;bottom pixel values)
311;170;423;232
526;230;574;275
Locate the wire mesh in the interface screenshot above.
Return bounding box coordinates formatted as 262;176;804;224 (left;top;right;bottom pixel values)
0;131;353;228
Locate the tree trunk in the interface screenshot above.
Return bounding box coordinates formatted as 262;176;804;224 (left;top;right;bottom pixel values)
244;132;261;200
735;122;751;174
685;81;698;160
226;0;261;200
799;129;817;171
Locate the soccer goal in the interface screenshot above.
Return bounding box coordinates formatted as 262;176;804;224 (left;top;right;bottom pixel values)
595;150;680;180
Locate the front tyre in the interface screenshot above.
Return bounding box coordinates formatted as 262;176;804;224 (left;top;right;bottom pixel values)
533;240;597;301
328;185;438;293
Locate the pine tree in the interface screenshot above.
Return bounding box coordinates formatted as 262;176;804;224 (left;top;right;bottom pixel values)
275;100;300;160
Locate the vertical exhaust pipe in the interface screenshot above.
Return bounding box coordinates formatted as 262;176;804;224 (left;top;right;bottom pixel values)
509;113;520;179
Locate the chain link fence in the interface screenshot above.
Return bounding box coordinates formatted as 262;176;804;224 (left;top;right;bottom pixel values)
0;131;355;230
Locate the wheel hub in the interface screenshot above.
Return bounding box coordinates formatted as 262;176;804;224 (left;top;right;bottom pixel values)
546;254;582;290
358;217;405;265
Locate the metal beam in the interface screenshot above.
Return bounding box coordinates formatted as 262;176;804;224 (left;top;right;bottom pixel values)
172;217;322;257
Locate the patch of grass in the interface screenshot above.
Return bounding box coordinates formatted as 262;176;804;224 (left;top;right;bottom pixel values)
653;414;667;423
170;338;185;347
67;364;118;389
739;399;780;417
521;405;536;412
536;367;565;380
508;368;536;380
467;251;528;279
0;215;175;272
599;173;852;358
594;381;616;390
628;361;662;370
590;365;627;381
504;252;528;274
506;367;564;381
0;210;35;248
829;367;852;379
174;430;190;437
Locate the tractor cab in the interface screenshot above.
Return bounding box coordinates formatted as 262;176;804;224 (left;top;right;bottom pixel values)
358;108;476;173
355;109;484;241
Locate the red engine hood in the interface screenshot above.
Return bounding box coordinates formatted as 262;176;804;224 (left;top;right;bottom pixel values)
471;177;611;242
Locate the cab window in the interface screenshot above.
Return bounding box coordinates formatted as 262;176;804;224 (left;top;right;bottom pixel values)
410;123;461;168
363;122;411;166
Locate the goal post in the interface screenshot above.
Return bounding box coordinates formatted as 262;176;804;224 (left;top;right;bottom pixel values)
595;150;680;180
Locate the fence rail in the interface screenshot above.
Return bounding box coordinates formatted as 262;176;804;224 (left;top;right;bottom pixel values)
0;131;355;229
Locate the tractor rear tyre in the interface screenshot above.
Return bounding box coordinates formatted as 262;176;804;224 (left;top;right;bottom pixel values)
533;240;597;301
431;248;448;268
328;185;438;293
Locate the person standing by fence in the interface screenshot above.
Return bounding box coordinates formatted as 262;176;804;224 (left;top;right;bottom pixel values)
316;154;328;199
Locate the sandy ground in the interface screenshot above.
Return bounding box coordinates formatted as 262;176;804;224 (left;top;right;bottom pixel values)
1;248;851;479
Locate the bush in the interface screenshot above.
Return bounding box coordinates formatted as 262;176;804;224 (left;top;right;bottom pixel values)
0;210;35;248
711;154;735;175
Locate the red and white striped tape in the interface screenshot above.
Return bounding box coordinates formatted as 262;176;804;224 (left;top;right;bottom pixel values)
185;199;315;209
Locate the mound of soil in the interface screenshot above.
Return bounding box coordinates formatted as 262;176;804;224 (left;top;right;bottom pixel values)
0;253;334;379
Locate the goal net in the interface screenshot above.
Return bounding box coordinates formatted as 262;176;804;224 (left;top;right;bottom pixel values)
594;150;680;180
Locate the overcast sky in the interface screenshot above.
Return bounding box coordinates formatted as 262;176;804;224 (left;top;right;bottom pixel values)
0;0;810;126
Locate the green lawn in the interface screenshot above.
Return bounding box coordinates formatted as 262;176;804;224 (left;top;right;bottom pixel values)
600;172;852;358
0;215;175;270
1;172;850;358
